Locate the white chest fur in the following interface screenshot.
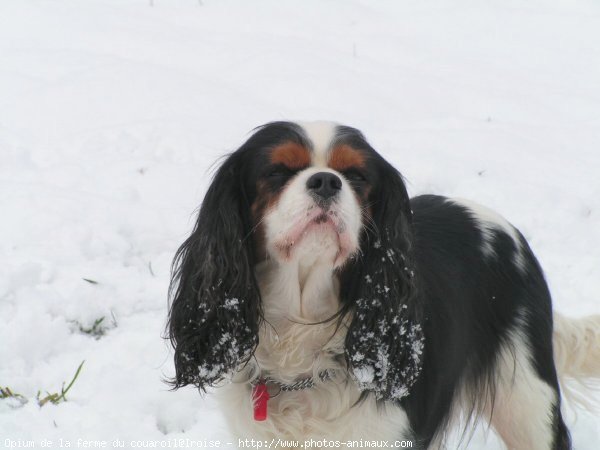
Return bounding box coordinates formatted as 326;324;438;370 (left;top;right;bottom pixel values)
217;375;410;447
216;259;411;448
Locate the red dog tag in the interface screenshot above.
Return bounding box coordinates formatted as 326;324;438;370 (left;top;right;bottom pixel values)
252;383;270;421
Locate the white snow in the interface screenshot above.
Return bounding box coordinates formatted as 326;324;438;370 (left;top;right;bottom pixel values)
222;298;239;310
353;366;375;385
1;0;599;448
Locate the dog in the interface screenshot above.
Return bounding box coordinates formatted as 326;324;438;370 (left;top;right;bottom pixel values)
166;121;600;449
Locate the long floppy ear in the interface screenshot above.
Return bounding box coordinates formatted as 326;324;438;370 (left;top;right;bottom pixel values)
167;152;260;391
340;157;424;401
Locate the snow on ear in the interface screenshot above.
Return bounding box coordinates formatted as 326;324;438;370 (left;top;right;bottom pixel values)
341;162;424;401
166;152;261;391
343;238;424;401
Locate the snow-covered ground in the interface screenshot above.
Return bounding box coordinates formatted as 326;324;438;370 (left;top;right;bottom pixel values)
1;0;599;448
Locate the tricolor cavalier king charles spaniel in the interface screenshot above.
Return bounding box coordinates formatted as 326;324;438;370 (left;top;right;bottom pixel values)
167;121;600;449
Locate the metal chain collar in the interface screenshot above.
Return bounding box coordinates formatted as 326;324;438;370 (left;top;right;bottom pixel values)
251;369;334;393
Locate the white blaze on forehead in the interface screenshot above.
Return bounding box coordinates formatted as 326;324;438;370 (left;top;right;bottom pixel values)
296;120;338;167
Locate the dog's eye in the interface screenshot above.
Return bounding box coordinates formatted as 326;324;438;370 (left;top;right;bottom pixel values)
268;169;290;178
265;165;295;179
343;169;366;183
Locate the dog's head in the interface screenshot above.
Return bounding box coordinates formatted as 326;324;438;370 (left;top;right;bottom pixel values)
167;121;423;400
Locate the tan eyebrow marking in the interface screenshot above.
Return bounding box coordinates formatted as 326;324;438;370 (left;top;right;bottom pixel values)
328;144;366;171
270;142;311;169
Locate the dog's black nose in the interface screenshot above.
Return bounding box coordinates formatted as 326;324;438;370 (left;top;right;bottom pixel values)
306;172;342;200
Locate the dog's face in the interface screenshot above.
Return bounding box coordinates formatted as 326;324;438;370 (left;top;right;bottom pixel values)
250;122;370;268
167;121;423;400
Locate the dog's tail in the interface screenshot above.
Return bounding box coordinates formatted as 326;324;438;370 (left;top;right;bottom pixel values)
553;311;600;410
